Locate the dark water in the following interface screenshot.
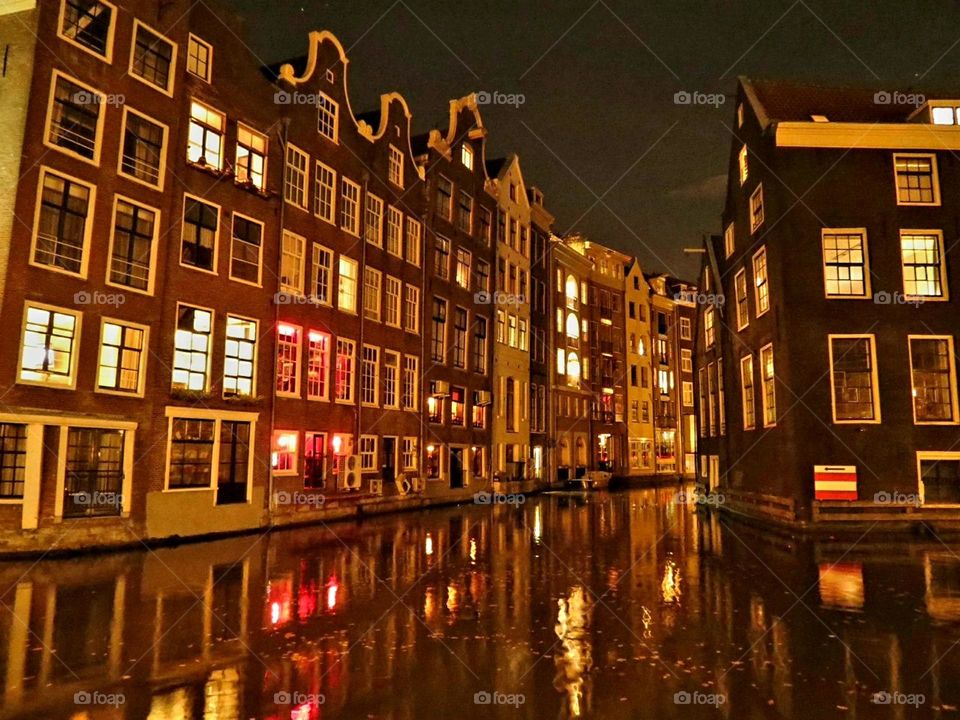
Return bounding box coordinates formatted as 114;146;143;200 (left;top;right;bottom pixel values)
0;487;958;719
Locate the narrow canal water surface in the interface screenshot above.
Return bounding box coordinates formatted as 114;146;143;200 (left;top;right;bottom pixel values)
0;487;958;719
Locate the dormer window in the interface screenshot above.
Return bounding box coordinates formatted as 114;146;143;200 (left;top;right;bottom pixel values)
461;144;474;170
811;114;829;123
931;104;960;125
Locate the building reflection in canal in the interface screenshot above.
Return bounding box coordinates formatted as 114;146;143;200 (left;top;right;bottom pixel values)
2;489;960;717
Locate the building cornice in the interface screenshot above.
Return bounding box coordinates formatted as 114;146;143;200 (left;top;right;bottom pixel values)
775;121;960;150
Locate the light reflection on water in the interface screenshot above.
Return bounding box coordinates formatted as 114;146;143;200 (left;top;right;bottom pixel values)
1;488;960;718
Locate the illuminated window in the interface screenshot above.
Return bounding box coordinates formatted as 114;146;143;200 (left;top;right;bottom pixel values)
427;383;443;423
566;352;581;385
360;345;380;406
749;184;764;233
60;0;115;58
0;424;27;499
359;435;378;471
130;21;175;93
405;218;421;266
910;336;957;423
172;305;211;391
338;256;358;313
822;229;868;298
679;317;691;340
507;315;517;348
364;193;383;247
384;276;401;327
276;324;301;397
235;124;267;190
681;349;692;373
461;143;474;169
724;222;734;258
704;307;716;347
434;236;450;279
181;196;218;271
304;432;327;489
306;331;330;400
229;213;262;285
735;268;749;329
363;267;382;322
187;101;224;169
334;338;356;403
753;246;769;315
565;312;580;339
313;161;336;223
120;108;165;187
272;431;298;475
340;178;360;234
519;319;528;352
682;381;694;407
223;316;256;398
450;387;466;426
760;343;776;426
893;153;939;205
280;231;305;295
169;419;216;488
317;93;339;141
284;144;309;209
186;34;212;81
900;230;946;299
33;169;93;276
402;355;418;410
740;355;755;430
403;284;420;333
96;320;144;394
738;144;748;185
388;145;404;187
402;437;418;470
829;335;879;422
386;206;403;256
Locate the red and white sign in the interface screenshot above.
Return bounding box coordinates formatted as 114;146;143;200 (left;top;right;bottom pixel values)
814;465;857;500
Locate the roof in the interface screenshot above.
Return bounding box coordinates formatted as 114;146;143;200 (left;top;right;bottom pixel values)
742;77;923;126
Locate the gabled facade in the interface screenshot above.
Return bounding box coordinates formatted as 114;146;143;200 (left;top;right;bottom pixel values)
624;260;655;476
528;187;554;484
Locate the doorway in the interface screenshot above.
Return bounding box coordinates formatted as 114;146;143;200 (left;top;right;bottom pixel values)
382;437;397;484
450;447;464;489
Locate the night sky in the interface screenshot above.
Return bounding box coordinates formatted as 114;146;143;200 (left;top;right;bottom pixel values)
230;0;960;280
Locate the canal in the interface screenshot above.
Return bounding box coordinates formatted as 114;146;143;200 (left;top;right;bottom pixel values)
0;487;957;719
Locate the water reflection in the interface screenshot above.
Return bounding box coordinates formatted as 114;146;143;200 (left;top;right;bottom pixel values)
3;491;960;717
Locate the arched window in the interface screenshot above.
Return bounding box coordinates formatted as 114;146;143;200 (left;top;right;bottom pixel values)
565;312;580;339
566;352;581;385
565;274;578;309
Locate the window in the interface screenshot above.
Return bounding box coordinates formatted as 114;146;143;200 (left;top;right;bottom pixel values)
682;381;694;406
97;319;146;394
402;356;418;410
280;231;306;295
284;144;309;209
340;178;361;235
679;317;691;340
749;184;764;233
172;305;212;391
107;196;156;293
734;268;749;329
473;317;488;373
829;335;880;423
724;222;735;258
334;338;356;403
698;367;708;433
472;392;487;429
474;259;490;293
704;307;716;347
455;248;471;288
59;0;115;59
909;336;958;423
405;218;421;265
893;153;939;205
364;193;383;247
130;20;176;93
169;419;216;488
236;125;267;191
223;316;256;397
383;351;400;408
312;244;333;304
314;162;336;223
508;315;517;348
753;246;769;315
19;303;80;387
271;431;298;475
822;229;869;298
304;432;327;488
0;424;27;499
120;108;166;187
461;143;474;169
740;355;755;430
181;196;219;271
431;298;447;363
363;267;382;322
338;256;358;313
32;169;93;276
452;307;468;368
386;206;403;256
359;436;378;471
306;331;330;400
382;275;402;327
760;343;776;426
497;310;506;344
361;345;380;406
229;214;262;286
738;145;748;185
47;72;103;162
919;453;960;505
436;176;453;220
457;191;473;234
450;387;465;426
434;236;450;279
187;101;224;170
402;437;418;470
519;319;528;352
900;231;947;299
276;324;301;397
186;34;212;81
388;145;404;187
317;93;339;142
427;383;444;423
681;349;692;373
480;207;492;245
404;285;420;333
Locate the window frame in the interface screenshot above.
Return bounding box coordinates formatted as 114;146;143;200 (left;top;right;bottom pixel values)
364;192;384;247
163;408;256;497
186;33;213;83
57;0;117;62
117;105;169;191
360;344;380;407
828;333;881;425
334;337;356;404
821;227;871;299
724;222;735;258
317;92;339;143
337;255;359;314
340;177;361;236
760;343;776;427
900;229;949;302
171;302;214;392
752;246;769;316
893;152;940;207
275;322;302;399
106;193;160;295
30;166;96;279
44;69;106;166
228;212;264;287
222;314;258;399
917;451;960;506
306;330;331;401
186;99;225;170
749;183;764;234
128;19;178;96
284;143;310;211
734;267;749;330
388;144;404;188
235;123;268;191
280;229;307;296
179;193;220;275
908;335;959;425
96;316;149;397
740;354;755;430
311;243;334;306
314;161;337;224
18;302;82;390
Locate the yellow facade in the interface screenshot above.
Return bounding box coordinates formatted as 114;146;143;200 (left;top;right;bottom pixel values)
624;261;656;475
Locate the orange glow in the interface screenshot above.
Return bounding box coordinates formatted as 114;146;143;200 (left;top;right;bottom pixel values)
326;574;340;611
278;323;297;336
331;435;342;454
425;533;434;556
277;432;297;451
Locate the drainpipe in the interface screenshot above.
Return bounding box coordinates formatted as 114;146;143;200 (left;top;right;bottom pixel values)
357;173;370;465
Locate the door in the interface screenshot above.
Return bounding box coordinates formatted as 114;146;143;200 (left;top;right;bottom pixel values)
382;437;397;484
63;428;124;517
450;447;464;489
217;421;251;505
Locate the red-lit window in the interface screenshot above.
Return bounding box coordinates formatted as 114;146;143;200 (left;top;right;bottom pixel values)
272;431;297;475
306;331;329;400
276;324;300;396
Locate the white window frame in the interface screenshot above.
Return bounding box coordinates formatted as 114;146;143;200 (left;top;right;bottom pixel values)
734;268;749;330
314;161;337;223
18;302;82;390
828;334;881;425
738;144;748;185
383;350;400;409
172;302;213;392
740;354;755;431
317;92;339;143
900;229;949;301
57;0;117;62
186;33;213;82
405;218;421;266
96;317;149;397
223;314;258;399
128;19;177;96
384;275;402;328
893;152;940;207
44;69;106;166
364;192;384;247
335;338;356;404
228;211;263;287
908;335;959;425
386;206;403;256
30;166;96;279
106;193;160;296
340;177;361;236
917;451;960;506
306;330;331;401
117;105;169;191
359;435;378;471
280;230;306;296
179;193;220;275
312;243;334;305
753;246;769;316
822;227;871;299
163;408;257;497
276;322;302;398
749;184;764;234
284;143;309;210
360;345;380;407
404;284;420;334
363;266;382;322
724;222;735;258
760;342;776;427
338;256;359;314
388;144;404;187
235;123;268;191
